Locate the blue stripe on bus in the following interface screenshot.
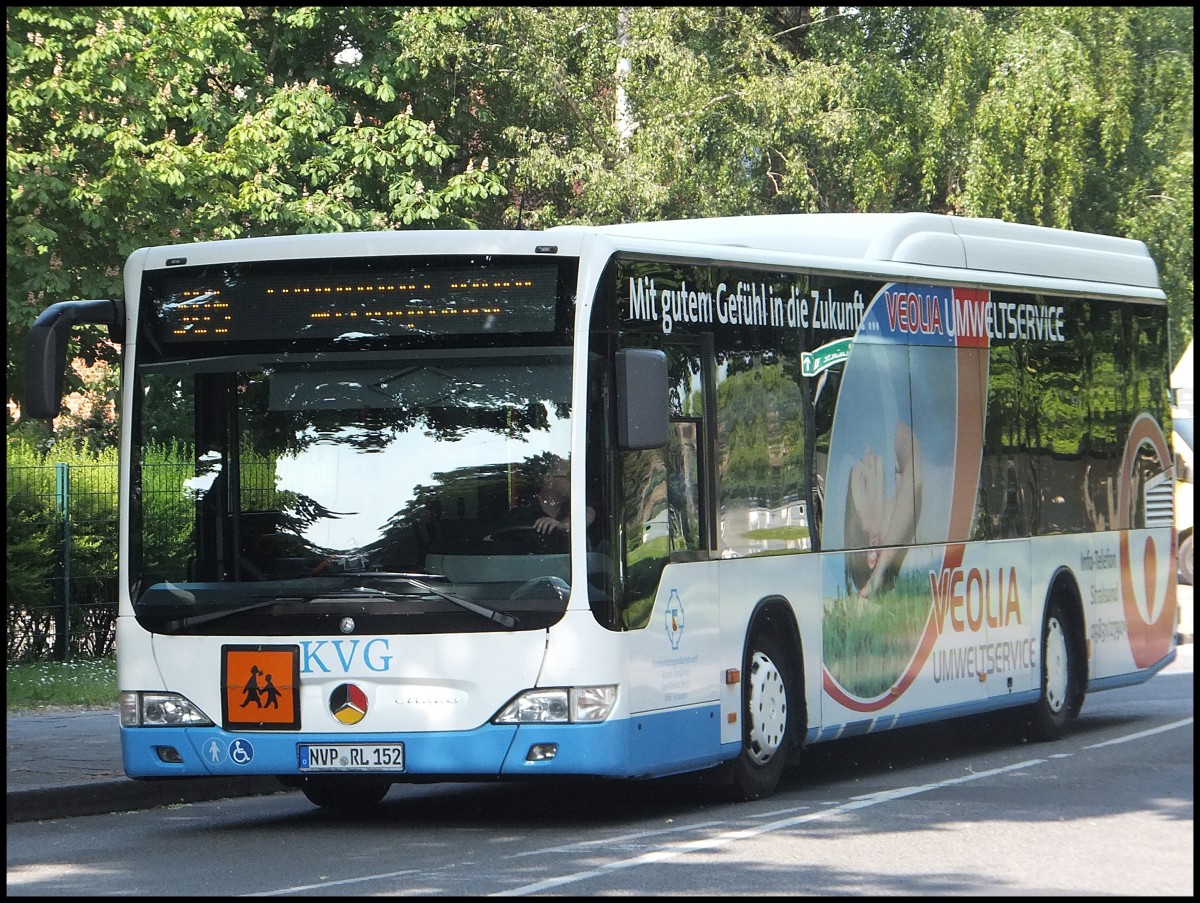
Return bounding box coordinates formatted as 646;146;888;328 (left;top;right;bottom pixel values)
124;653;1173;783
120;705;732;780
1087;651;1176;692
121;724;520;778
503;704;727;778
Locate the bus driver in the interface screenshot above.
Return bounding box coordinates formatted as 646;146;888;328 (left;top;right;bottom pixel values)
486;459;596;546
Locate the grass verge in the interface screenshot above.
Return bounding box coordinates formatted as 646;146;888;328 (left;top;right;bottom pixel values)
6;657;118;712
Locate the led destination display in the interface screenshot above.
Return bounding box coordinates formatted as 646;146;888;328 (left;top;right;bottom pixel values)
144;259;562;343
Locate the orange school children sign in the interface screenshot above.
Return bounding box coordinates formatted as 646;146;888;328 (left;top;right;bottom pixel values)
221;645;301;730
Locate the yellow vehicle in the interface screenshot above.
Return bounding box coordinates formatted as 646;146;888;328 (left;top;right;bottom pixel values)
1174;340;1193;585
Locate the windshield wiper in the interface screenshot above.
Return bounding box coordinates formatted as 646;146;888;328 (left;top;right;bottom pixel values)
358;574;520;629
158;595;309;631
153;574;519;631
314;571;519;628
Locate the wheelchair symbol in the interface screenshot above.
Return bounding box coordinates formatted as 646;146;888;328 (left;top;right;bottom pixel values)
229;738;255;766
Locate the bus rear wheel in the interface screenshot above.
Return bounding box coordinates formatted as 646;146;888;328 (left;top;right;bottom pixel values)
1025;597;1083;741
718;629;795;801
300;776;392;810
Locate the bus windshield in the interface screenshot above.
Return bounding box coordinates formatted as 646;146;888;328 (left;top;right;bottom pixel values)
131;348;589;635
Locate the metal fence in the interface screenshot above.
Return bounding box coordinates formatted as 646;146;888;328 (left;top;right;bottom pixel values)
8;461;120;662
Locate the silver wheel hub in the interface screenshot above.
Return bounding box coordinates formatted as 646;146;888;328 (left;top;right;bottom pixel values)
1044;616;1068;714
747;650;787;765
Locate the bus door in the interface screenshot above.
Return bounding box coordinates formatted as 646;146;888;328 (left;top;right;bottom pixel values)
623;340;721;741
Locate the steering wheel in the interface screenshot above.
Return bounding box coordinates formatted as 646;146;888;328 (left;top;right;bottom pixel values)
487;525;566;552
488;525;540;541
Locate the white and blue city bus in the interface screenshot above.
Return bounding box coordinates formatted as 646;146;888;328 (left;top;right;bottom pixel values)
26;213;1179;809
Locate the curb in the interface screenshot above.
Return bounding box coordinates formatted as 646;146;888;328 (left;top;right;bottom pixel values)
6;775;293;824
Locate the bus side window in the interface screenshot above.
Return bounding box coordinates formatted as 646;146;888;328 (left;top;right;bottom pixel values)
620;444;669;627
667;420;702;557
618;420;702;627
715;348;810;558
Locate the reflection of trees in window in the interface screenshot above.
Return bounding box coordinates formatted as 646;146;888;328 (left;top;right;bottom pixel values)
139;373;195;448
980;344;1032;539
1081;303;1122;454
715;350;808;557
237;365;566;461
138;440;198;582
620;446;669;627
238;448;287;512
979;295;1173;537
1077;303;1123;532
1034;342;1083;457
668;422;701;552
247;398;556;460
616;344;705;627
359;462;512;568
1124;305;1172;530
716;353;805;507
666;345;705;553
805;364;840;551
667;352;702;417
1126;307;1170;432
622;449;667;557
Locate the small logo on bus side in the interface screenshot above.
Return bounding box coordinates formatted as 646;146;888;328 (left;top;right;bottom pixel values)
665;589;685;650
329;683;369;724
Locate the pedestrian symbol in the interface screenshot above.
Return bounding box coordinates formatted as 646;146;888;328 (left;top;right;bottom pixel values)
207;739;226;764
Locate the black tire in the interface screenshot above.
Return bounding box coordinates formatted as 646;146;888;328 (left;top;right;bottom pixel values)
1178;533;1193;586
300;776;391;810
1025;597;1084;741
718;629;796;801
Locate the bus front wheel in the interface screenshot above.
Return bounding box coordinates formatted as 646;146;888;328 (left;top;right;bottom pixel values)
718;629;795;801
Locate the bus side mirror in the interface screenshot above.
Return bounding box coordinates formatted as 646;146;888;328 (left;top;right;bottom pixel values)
615;348;669;450
24;299;120;420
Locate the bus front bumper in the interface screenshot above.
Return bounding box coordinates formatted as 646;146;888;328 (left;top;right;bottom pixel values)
121;704;729;782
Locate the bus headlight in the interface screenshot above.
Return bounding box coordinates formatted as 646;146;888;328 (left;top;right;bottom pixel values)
120;691;213;727
493;685;618;724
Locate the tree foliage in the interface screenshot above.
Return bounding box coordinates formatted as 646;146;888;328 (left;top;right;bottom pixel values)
7;6;1193;435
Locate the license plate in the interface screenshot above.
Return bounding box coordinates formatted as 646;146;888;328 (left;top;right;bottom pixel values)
298;743;405;772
